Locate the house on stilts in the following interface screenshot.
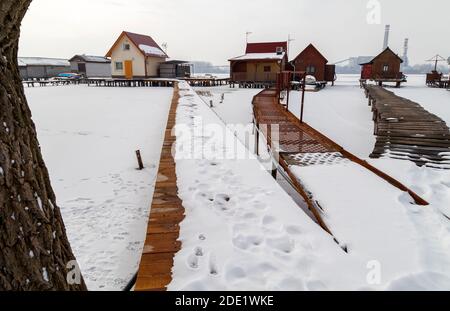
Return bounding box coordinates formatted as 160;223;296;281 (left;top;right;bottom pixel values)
229;41;288;87
359;47;406;87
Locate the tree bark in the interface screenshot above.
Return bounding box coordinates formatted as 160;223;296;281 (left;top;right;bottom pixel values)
0;0;87;290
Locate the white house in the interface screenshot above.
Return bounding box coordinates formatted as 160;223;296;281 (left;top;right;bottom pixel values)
105;31;168;78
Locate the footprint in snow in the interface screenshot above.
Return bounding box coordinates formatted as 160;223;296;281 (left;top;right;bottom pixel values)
209;253;219;276
232;233;264;250
187;254;199;270
266;235;295;254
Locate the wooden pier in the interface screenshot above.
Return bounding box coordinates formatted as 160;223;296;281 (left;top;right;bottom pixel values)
364;85;450;168
181;77;230;87
134;83;185;291
86;78;175;88
252;88;429;230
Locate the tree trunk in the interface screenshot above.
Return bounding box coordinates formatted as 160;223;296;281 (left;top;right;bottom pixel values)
0;0;87;290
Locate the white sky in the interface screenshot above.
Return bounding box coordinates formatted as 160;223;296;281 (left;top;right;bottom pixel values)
19;0;450;65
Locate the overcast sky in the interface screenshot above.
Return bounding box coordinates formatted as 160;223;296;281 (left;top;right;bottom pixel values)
19;0;450;65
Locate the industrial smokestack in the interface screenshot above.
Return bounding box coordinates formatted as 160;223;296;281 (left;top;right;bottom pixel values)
383;25;390;50
402;38;409;67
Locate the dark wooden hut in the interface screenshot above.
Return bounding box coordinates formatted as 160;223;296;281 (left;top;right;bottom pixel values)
360;47;406;87
291;44;336;85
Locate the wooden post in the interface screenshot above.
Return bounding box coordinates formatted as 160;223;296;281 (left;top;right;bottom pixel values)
300;74;306;123
255;123;260;157
271;161;278;179
135;150;144;170
286;72;291;110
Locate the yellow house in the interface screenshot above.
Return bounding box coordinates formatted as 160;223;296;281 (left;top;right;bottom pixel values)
105;31;168;79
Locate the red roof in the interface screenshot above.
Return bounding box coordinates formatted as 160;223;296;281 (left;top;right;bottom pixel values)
106;31;168;58
292;44;328;63
245;42;288;54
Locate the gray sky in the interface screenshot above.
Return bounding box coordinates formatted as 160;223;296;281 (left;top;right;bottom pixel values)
19;0;450;65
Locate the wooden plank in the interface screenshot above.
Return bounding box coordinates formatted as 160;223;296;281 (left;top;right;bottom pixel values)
135;83;184;291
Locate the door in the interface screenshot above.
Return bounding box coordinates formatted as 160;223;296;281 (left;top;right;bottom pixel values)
78;63;86;74
362;64;372;79
124;60;133;79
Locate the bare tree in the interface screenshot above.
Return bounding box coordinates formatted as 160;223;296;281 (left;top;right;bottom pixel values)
0;0;87;290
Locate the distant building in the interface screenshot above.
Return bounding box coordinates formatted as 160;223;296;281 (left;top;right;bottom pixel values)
105;31;168;79
69;55;111;77
18;57;70;80
229;41;288;83
159;60;192;78
291;44;336;84
360;47;405;86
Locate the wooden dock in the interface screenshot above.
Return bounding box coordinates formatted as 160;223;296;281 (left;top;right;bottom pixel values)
252;89;428;230
134;83;185;291
364;85;450;168
181;77;230;87
87;78;175;88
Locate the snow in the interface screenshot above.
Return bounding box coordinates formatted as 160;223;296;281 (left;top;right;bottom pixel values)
42;267;49;282
18;57;70;67
74;55;110;63
25;85;173;290
288;75;376;157
138;44;166;57
390;74;450;124
170;82;355;291
229;53;286;61
169;79;450;290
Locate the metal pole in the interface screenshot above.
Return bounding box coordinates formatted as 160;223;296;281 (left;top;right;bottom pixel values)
300;74;306;123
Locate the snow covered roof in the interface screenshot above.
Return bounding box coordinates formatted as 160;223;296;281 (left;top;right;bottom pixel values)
138;44;166;57
229;52;286;61
106;31;168;59
18;57;70;67
69;55;111;63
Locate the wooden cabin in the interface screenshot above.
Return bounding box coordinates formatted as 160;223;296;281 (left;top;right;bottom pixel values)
229;42;288;85
360;47;406;87
291;44;336;85
105;31;168;79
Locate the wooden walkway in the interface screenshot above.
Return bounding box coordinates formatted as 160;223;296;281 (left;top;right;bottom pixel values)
134;83;184;291
252;89;428;233
87;78;175;88
364;85;450;168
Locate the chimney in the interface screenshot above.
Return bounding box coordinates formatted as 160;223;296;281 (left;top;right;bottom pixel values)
402;38;409;67
383;25;390;50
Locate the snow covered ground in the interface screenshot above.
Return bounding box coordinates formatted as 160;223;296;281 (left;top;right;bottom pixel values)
287;75;375;158
390;74;450;125
23;76;450;291
170;77;450;290
168;81;450;290
25;85;173;290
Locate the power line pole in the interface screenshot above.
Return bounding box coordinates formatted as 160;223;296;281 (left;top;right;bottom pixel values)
288;34;295;59
246;31;252;44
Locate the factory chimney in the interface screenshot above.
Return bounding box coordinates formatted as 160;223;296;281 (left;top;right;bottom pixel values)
383;25;390;50
402;38;409;68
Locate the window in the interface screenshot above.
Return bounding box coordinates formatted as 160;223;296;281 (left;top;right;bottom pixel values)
115;62;123;71
306;65;316;74
264;66;271;72
383;65;389;72
122;43;130;51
